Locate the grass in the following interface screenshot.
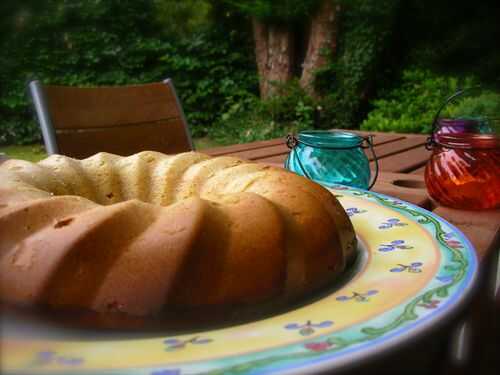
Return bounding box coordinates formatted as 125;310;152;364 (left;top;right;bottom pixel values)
0;144;47;162
193;137;221;150
0;137;222;162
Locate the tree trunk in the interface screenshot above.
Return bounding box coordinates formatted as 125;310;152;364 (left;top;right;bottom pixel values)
300;0;339;96
252;18;294;99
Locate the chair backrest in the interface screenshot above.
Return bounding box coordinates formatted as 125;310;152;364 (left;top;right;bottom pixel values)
28;79;193;158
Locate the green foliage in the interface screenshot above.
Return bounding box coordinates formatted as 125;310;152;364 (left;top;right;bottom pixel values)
361;68;477;134
159;30;258;137
1;0;164;145
0;0;257;145
209;80;315;144
447;91;500;134
447;91;500;120
314;0;400;129
228;0;321;24
0;118;41;146
155;0;213;36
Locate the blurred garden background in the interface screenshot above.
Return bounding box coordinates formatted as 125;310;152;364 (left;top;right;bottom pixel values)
1;0;499;160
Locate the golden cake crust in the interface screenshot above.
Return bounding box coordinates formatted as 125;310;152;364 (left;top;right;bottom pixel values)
0;151;356;317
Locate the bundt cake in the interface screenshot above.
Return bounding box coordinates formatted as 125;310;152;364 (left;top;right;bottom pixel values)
0;151;356;317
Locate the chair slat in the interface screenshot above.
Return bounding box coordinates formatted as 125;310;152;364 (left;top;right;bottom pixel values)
55;118;190;158
44;83;180;129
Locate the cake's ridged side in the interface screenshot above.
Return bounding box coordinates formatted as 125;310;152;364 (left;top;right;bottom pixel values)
1;159;69;196
198;163;270;199
188;160;345;297
0;195;97;304
149;157;175;205
0;195;96;257
240;172;342;296
168;192;286;307
0;170;52;204
288;178;356;265
80;153;123;204
40;200;157;309
172;156;243;202
149;152;210;206
113;153;150;202
90;198;206;315
39;155;99;200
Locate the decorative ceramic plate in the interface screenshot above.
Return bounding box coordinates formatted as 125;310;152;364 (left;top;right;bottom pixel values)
2;186;478;375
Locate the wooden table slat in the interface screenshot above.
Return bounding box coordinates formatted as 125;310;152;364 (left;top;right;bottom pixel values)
347;131;408;145
371;146;431;173
202;138;285;156
203;131;416;159
256;154;289;165
257;141;431;173
219;133;426;169
255;134;417;161
349;130;427;143
213;134;422;161
369;136;426;161
225;143;289;161
411;165;427;175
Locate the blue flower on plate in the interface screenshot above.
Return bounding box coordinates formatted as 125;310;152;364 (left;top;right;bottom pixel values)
436;275;454;283
379;218;408;230
33;351;83;367
378;240;413;252
151;370;181;375
33;351;55;365
346;207;367;217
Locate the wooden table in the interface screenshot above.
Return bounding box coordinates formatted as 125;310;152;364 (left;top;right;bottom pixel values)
204;130;500;375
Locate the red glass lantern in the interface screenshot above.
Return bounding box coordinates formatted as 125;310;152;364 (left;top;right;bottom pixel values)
425;87;500;209
425;132;500;209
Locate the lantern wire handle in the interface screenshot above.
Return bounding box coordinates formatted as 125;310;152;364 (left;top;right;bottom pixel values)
428;86;482;149
363;135;379;190
285;135;313;180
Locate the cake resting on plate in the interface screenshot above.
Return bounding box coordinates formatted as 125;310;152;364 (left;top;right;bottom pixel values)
0;151;356;317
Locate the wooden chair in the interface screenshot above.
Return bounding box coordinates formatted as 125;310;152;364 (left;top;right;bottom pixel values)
28;79;194;158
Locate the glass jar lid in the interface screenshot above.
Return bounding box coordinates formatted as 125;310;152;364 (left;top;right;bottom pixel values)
435;132;500;150
297;130;364;149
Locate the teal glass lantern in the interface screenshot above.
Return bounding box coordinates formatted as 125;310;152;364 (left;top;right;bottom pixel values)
285;130;379;190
